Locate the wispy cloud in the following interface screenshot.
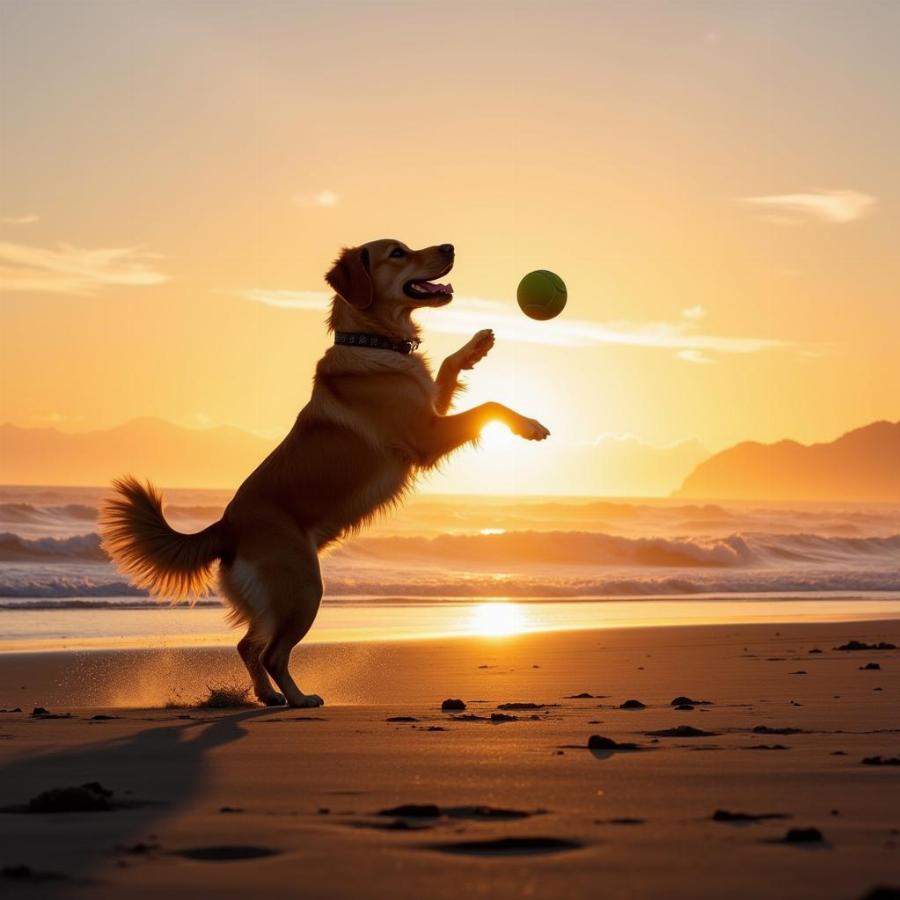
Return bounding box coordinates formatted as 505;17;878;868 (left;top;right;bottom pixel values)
423;297;785;354
293;190;339;209
237;289;332;311
681;304;707;321
740;189;876;224
0;214;39;225
676;349;715;365
0;242;168;295
235;289;788;357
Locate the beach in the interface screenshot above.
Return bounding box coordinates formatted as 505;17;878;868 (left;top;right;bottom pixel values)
2;619;898;899
2;488;899;897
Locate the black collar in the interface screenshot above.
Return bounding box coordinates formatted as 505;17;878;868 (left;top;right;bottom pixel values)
334;331;421;355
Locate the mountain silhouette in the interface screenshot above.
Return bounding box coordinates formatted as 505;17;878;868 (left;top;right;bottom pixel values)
3;418;897;499
674;421;900;501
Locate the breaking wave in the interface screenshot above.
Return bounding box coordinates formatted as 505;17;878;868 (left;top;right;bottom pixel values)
4;528;897;568
332;531;900;569
0;531;897;600
1;570;899;604
0;532;106;562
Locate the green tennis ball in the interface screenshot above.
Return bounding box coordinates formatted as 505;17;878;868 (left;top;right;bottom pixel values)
516;270;567;321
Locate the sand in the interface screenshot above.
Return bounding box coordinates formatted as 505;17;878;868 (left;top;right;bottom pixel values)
1;619;898;899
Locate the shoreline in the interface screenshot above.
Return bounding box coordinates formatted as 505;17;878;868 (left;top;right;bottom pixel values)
4;588;900;607
2;594;900;655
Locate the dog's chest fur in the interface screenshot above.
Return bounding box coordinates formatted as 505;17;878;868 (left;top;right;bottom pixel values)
305;348;437;543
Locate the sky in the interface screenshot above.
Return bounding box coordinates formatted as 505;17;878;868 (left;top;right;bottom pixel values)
1;0;898;494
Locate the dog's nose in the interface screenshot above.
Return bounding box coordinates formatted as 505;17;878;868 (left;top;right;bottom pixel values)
438;243;454;255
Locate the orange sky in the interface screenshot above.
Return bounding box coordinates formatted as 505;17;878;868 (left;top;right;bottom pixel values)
1;1;898;494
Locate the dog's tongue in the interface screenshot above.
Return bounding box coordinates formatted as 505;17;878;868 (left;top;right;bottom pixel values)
422;281;452;294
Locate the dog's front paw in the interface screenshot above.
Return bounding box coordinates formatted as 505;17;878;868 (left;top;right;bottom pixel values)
456;329;495;370
511;416;550;441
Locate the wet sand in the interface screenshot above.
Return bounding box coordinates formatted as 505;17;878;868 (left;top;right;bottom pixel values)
1;620;898;899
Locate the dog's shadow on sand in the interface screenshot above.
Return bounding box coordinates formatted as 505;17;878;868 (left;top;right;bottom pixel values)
0;708;273;891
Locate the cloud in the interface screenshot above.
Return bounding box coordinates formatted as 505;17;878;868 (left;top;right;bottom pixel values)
236;289;332;311
418;297;786;355
0;241;168;295
676;349;715;364
235;289;788;358
0;214;39;225
681;304;707;321
740;189;876;224
293;190;339;209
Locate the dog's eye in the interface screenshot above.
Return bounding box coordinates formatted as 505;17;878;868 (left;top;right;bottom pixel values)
389;247;407;259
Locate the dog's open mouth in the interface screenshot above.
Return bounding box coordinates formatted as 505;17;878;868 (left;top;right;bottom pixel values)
403;264;454;304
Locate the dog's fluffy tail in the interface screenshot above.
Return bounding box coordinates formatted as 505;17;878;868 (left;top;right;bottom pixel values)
99;476;225;602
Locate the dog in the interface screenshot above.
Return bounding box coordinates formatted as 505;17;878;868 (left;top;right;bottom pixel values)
99;239;550;707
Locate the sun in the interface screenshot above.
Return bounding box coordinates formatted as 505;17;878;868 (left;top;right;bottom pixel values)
470;602;526;637
479;421;516;450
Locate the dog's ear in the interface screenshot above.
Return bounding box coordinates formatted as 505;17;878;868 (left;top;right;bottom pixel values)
326;246;373;309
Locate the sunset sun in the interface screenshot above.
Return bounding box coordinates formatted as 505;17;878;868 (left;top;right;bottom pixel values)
479;421;516;451
470;601;526;637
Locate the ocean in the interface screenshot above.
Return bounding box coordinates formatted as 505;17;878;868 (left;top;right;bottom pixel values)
1;485;899;650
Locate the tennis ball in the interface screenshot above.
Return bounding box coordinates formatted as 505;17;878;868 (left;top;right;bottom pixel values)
516;270;567;320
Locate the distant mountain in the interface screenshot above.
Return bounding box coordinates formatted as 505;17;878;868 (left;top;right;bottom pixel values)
674;421;900;501
0;418;706;496
0;417;276;489
5;417;896;500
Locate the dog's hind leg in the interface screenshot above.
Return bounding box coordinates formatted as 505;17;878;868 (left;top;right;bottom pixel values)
220;560;286;706
256;539;325;708
237;625;285;707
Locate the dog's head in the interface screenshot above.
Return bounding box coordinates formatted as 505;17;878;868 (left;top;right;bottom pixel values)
326;239;454;335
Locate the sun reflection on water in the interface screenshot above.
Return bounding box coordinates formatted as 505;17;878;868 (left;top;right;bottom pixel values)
470;601;527;637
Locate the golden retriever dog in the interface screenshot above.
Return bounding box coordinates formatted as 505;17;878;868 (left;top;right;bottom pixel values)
100;239;549;707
